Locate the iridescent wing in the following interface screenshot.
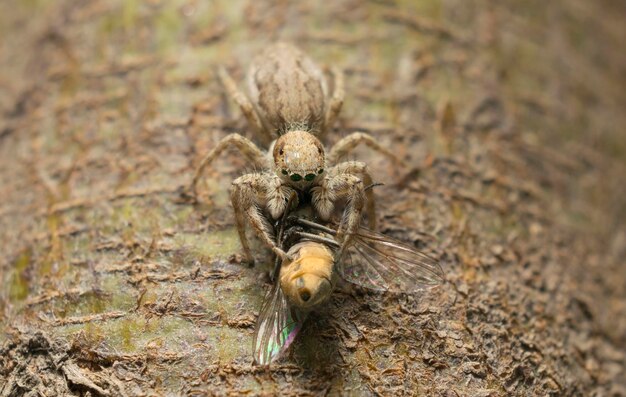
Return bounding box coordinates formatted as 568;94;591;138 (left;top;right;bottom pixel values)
338;227;445;292
252;278;306;365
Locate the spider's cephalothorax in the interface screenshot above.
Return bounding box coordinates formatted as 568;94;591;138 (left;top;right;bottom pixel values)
273;130;325;187
190;43;402;264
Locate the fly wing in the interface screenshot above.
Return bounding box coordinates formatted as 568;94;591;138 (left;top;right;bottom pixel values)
252;278;306;365
338;227;445;293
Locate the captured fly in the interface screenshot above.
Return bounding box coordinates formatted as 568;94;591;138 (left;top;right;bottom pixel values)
252;210;444;365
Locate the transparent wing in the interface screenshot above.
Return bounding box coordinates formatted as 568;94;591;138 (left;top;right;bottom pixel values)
338;226;445;292
252;278;306;365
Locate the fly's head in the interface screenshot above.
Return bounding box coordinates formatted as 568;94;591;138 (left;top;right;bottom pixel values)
273;130;325;189
279;243;334;309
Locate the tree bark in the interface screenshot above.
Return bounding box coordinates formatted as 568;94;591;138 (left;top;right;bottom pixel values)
1;0;625;395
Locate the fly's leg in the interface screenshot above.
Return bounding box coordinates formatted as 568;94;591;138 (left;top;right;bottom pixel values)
191;133;268;199
323;66;344;138
218;67;274;145
231;174;291;265
327;132;405;167
331;161;376;229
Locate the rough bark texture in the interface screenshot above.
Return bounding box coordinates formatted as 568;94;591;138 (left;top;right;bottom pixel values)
1;1;625;396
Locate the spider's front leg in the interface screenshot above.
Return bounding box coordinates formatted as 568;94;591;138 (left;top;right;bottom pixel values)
311;172;365;255
230;173;294;265
190;133;269;199
330;161;376;229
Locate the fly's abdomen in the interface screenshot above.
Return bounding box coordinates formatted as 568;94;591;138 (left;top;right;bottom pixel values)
279;242;334;308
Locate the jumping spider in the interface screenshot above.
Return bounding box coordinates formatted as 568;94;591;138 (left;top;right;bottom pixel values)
191;43;402;263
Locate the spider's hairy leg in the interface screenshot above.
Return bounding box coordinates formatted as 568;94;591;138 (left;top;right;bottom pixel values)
230;184;255;265
310;177;336;222
331;161;376;229
217;66;274;145
266;176;297;220
327;132;405;167
191;133;268;198
312;173;365;251
323;66;344;138
231;174;291;265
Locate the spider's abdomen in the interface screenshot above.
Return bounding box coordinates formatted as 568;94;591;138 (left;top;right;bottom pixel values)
247;43;327;136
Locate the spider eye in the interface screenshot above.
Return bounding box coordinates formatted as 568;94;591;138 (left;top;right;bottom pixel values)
281;169;288;175
290;174;302;182
318;169;324;174
305;174;316;181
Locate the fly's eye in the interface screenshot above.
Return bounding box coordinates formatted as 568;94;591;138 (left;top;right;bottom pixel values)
290;174;302;182
305;174;316;181
281;169;288;175
318;169;324;174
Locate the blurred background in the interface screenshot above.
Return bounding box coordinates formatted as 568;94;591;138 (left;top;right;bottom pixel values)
1;0;625;395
